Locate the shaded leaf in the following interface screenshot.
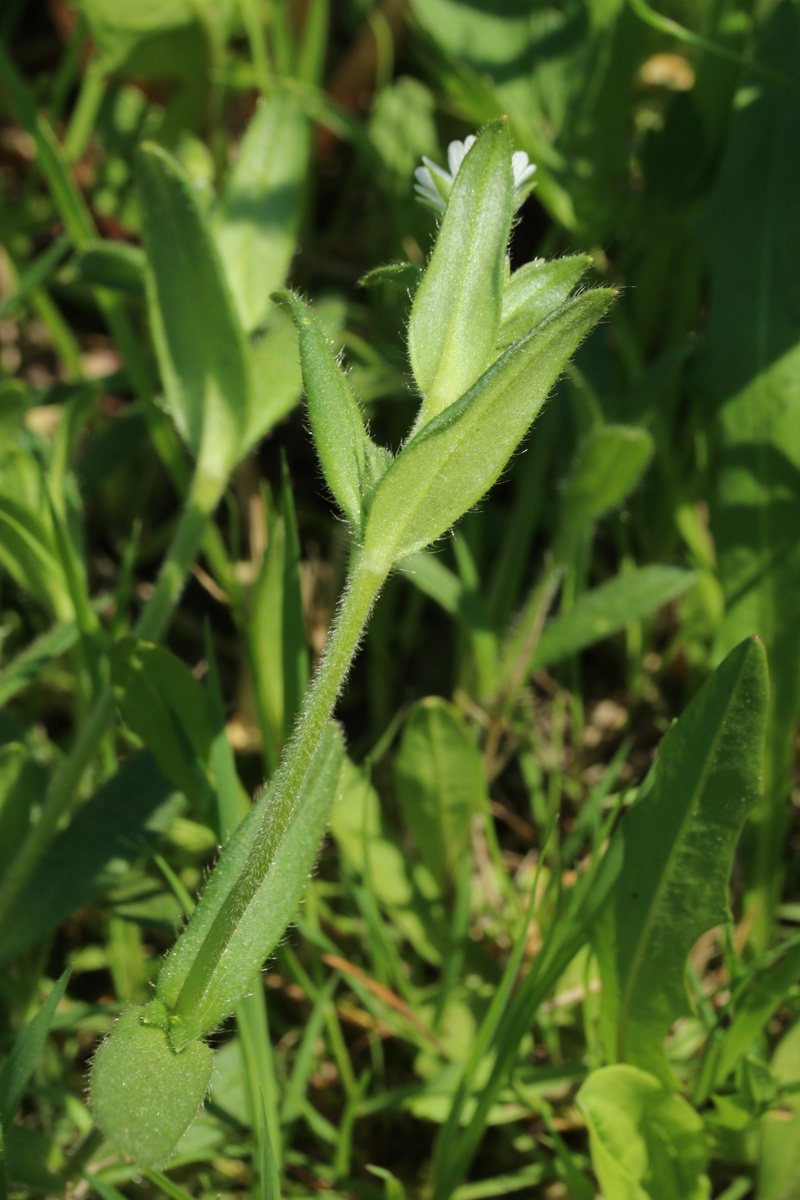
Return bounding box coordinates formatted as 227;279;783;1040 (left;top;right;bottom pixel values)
532;565;695;670
216;88;309;332
0;751;179;962
137;143;251;481
594;637;769;1083
394;698;485;892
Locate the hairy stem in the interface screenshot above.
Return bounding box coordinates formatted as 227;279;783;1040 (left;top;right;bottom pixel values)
169;549;388;1043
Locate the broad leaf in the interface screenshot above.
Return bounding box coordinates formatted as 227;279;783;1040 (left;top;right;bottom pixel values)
578;1065;710;1200
394;698;486;892
700;1;800;939
110;640;212;809
363;289;615;568
0;752;178;963
216;88;309;332
91;1007;213;1168
758;1019;800;1200
408;120;513;430
532;565;695;671
137;143;252;482
594;637;769;1083
554;425;654;561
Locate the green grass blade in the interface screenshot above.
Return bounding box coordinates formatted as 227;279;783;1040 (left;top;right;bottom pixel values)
0;969;70;1126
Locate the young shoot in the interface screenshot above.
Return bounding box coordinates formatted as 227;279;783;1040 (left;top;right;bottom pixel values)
90;117;615;1166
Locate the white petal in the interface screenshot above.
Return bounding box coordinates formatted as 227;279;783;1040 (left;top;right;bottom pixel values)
446;139;465;178
512;151;537;189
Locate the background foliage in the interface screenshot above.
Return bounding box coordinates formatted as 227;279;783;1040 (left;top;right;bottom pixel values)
0;1;799;1197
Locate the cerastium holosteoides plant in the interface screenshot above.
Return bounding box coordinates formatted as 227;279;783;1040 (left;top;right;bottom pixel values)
90;118;616;1165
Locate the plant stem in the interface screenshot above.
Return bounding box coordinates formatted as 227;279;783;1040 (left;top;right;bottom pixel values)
0;476;223;929
170;549;388;1042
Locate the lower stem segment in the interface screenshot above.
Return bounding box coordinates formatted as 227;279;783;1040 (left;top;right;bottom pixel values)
170;548;389;1040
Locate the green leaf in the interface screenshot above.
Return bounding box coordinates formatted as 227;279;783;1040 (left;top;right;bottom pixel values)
0;494;71;621
758;1019;800;1200
137;143;252;482
250;458;309;770
71;240;145;297
697;938;800;1103
0;752;178;963
359;262;422;293
245;308;303;449
362;289;615;568
578;1065;710;1200
531;565;696;670
3;1125;62;1194
110;639;212;808
0;744;44;880
0;970;70;1126
700;2;800;938
274;290;392;529
368;1165;408;1200
394;698;485;892
593;637;769;1083
329;758;441;963
216;88;310;332
154;725;344;1042
408;120;513;431
73;0;234;72
90;1006;213;1168
554;425;654;561
498;255;593;348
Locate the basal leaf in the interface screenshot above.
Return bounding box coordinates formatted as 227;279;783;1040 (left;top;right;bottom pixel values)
593;637;769;1084
700;1;800;939
363;289;615;568
216;87;309;332
578;1065;710;1200
91;1007;213;1168
137;143;252;482
554;425;654;562
394;698;486;892
409;120;513;431
532;565;695;671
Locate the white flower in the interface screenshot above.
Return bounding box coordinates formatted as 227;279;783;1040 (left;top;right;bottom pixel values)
414;135;536;213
